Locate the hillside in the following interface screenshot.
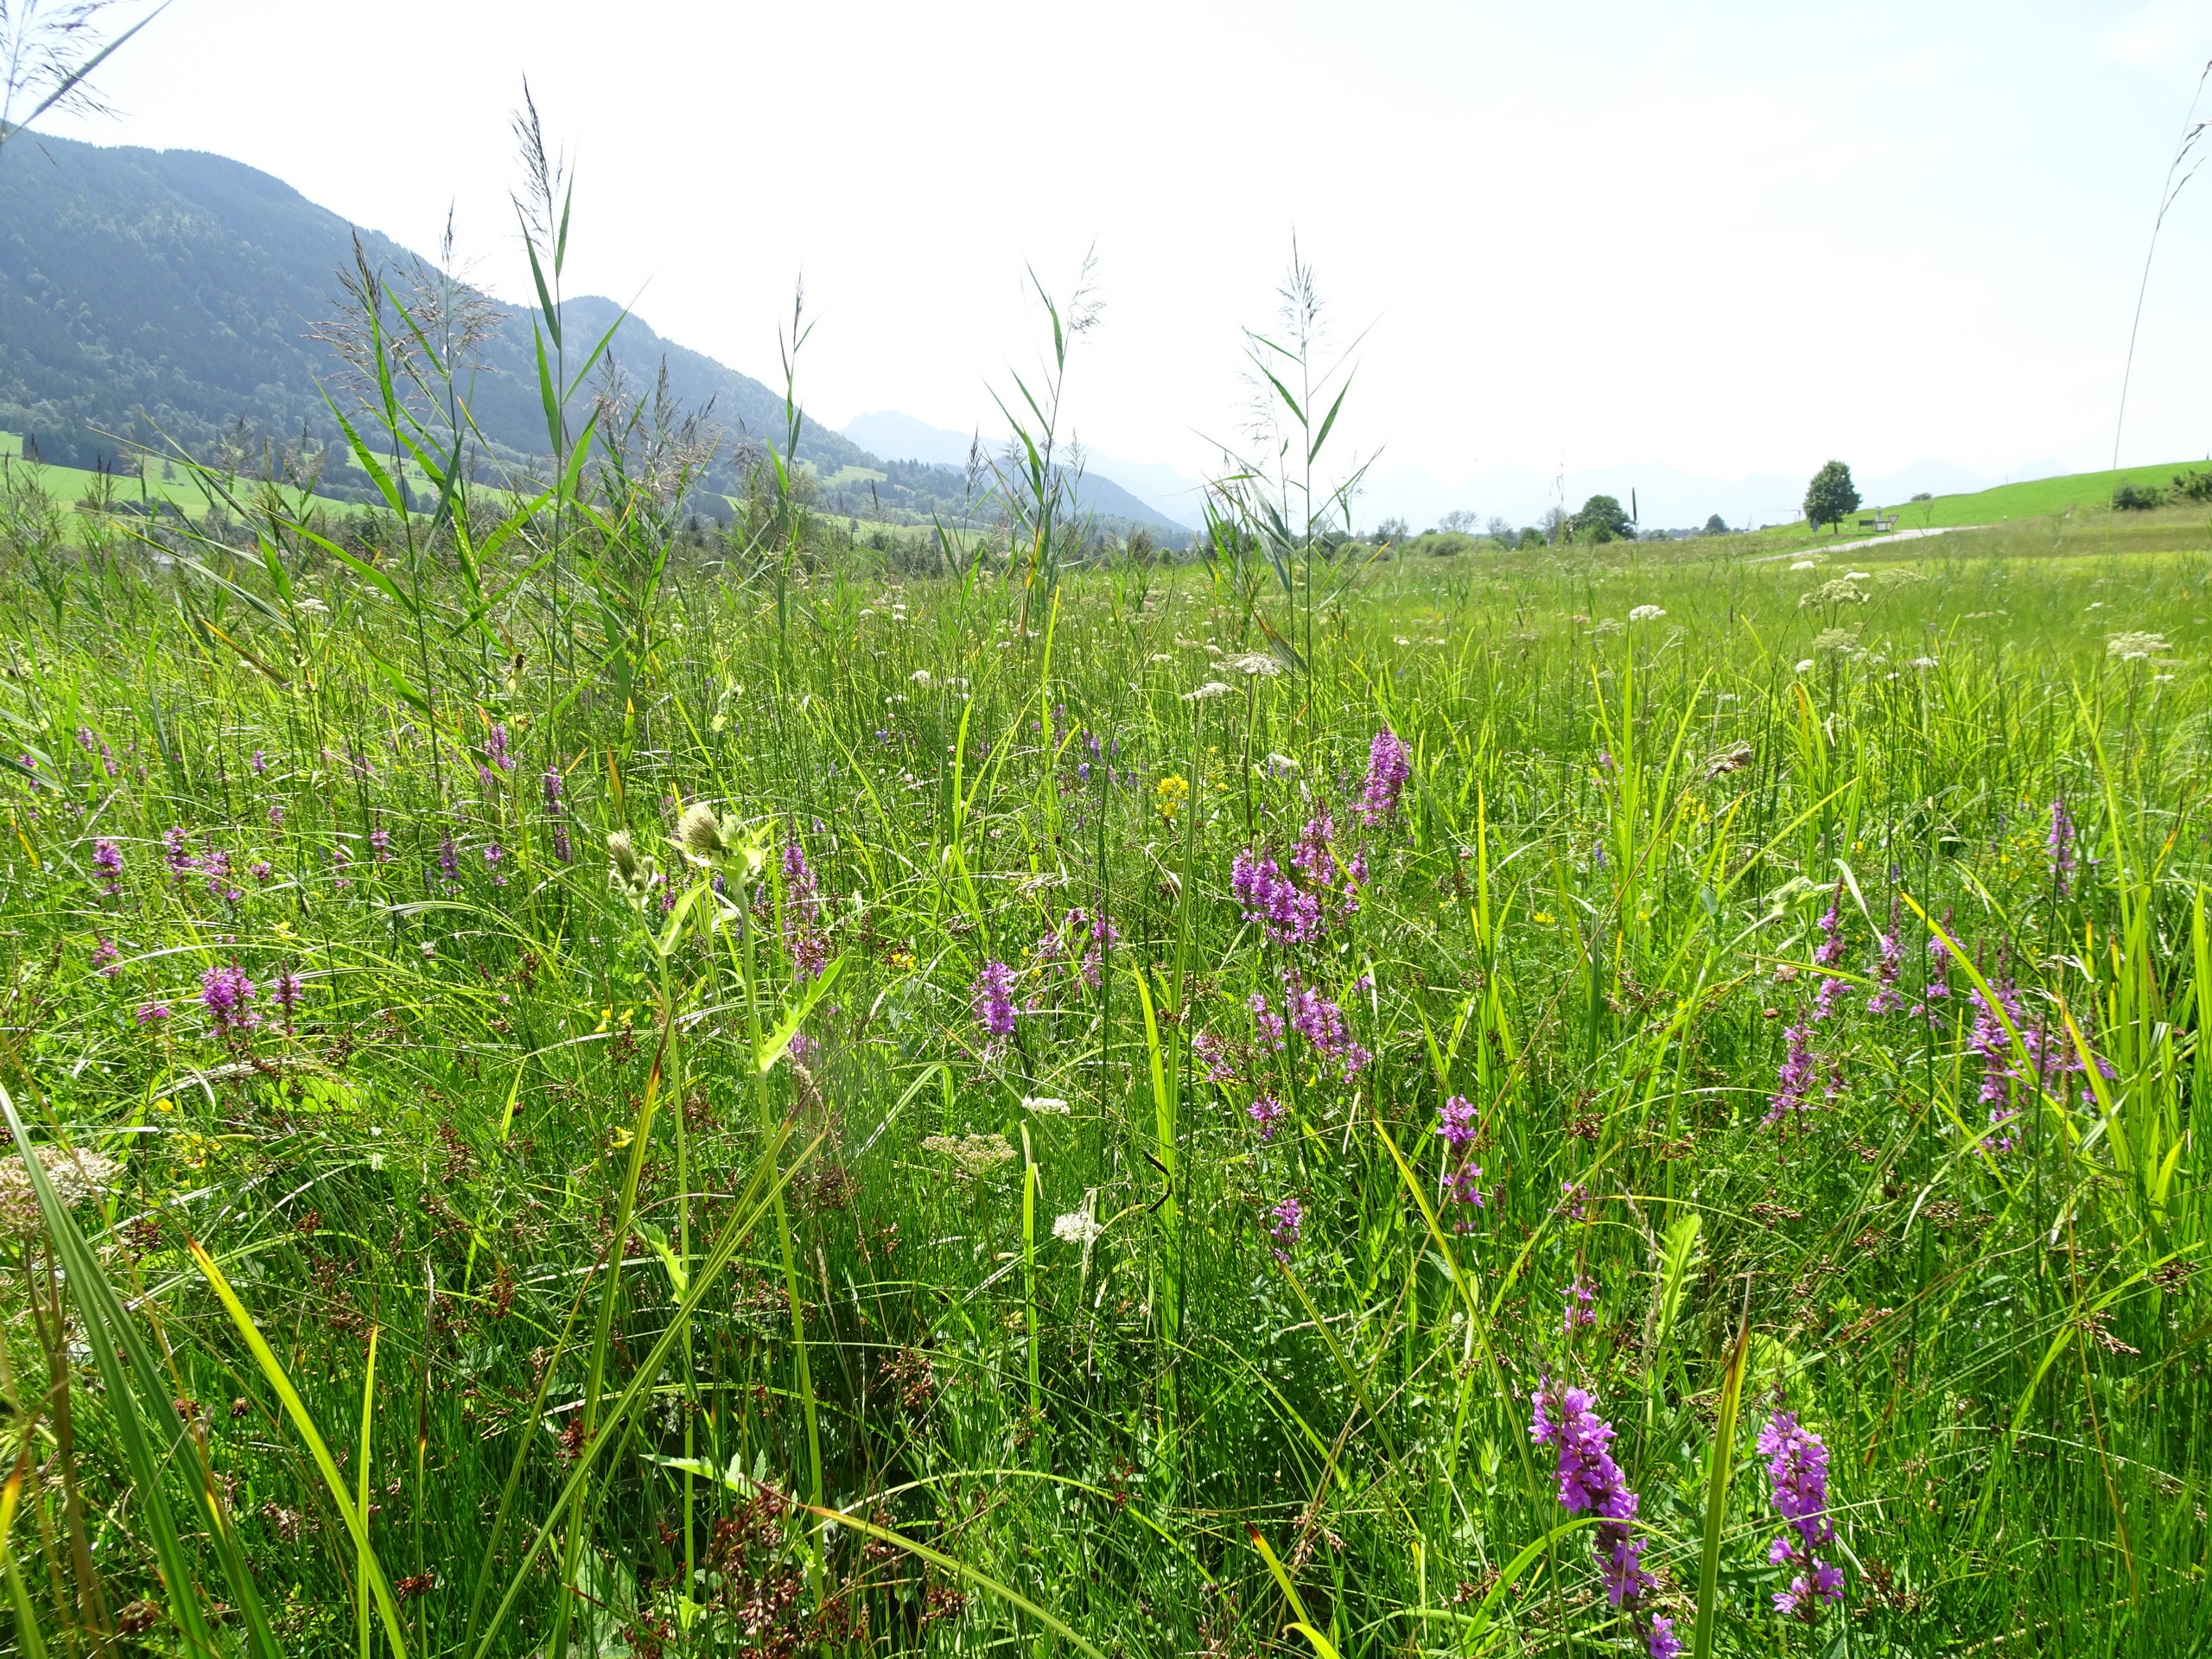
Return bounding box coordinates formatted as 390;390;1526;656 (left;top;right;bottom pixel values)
1869;460;2210;529
0;132;1187;539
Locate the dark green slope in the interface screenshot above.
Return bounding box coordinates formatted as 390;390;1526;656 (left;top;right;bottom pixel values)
0;131;1187;538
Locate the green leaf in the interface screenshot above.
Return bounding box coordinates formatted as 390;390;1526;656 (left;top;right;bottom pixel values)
188;1240;412;1659
758;956;846;1074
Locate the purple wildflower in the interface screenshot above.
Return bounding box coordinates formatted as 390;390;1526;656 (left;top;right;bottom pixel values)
268;803;284;830
1445;1163;1485;1230
251;861;273;884
136;1001;171;1026
486;723;513;773
1812;892;1847;967
1267;1196;1302;1262
163;826;195;878
92;838;123;895
1290;805;1336;885
972;960;1017;1041
1283;972;1370;1078
199;964;258;1033
371;825;392;863
1249;991;1287;1052
1436;1094;1478;1152
1759;1412;1842;1617
2048;798;2076;897
1074;908;1117;988
782;842;828;979
1811;976;1847;1022
1765;1021;1817;1128
1562;1274;1598;1332
1248;1094;1286;1140
251;749;268;774
1355;728;1412;824
437;835;461;888
552;822;572;864
270;970;303;1030
200;849;241;903
1647;1616;1682;1659
1559;1179;1590;1222
1231;849;1324;946
1529;1382;1652;1607
1194;1032;1236;1084
92;937;119;977
542;765;565;810
1866;922;1905;1014
483;842;506;886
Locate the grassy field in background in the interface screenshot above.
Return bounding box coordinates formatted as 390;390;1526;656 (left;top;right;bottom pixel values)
1866;458;2211;529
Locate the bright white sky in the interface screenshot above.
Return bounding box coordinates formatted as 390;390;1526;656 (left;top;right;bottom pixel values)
36;0;2212;522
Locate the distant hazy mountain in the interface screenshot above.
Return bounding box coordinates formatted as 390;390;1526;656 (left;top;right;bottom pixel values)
841;410;1197;531
0;130;1189;538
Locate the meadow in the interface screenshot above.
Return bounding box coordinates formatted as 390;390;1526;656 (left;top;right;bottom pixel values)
0;384;2210;1659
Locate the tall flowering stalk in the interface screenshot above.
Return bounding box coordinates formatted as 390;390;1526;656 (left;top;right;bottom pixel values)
1529;1382;1654;1609
781;841;828;980
2047;798;2076;897
1758;1413;1843;1618
1354;728;1410;824
1231;850;1322;945
1764;1020;1817;1128
971;960;1017;1049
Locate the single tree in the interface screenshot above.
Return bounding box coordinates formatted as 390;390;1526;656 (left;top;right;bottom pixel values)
1570;493;1634;544
1703;512;1728;535
1803;460;1860;534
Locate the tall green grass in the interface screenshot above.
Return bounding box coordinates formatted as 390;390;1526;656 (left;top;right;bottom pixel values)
0;229;2207;1659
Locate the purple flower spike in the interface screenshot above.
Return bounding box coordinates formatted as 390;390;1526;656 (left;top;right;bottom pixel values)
2048;798;2076;896
972;960;1017;1040
1355;728;1411;824
1267;1196;1303;1262
1436;1094;1478;1152
1759;1412;1843;1618
1248;1093;1285;1140
1231;849;1323;945
1530;1382;1652;1607
200;963;258;1033
1765;1021;1818;1128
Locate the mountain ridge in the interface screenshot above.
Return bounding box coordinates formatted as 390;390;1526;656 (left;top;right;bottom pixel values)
0;130;1188;538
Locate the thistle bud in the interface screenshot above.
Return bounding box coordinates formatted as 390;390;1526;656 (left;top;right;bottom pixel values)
607;830;640;880
677;802;728;862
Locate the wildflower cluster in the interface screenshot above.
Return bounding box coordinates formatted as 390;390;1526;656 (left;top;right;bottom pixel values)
1759;1413;1844;1618
1529;1382;1656;1618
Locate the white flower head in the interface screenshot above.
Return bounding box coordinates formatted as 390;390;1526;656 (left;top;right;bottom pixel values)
909;669;933;686
1225;651;1283;677
1052;1208;1103;1246
1628;605;1666;622
1263;752;1300;778
1021;1095;1071;1115
2107;631;2172;662
1181;681;1233;702
921;1133;1018;1178
1795;658;1815;674
1789;560;1820;572
0;1147;121;1237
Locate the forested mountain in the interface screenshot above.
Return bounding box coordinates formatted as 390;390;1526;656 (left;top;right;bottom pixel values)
0;130;1185;537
